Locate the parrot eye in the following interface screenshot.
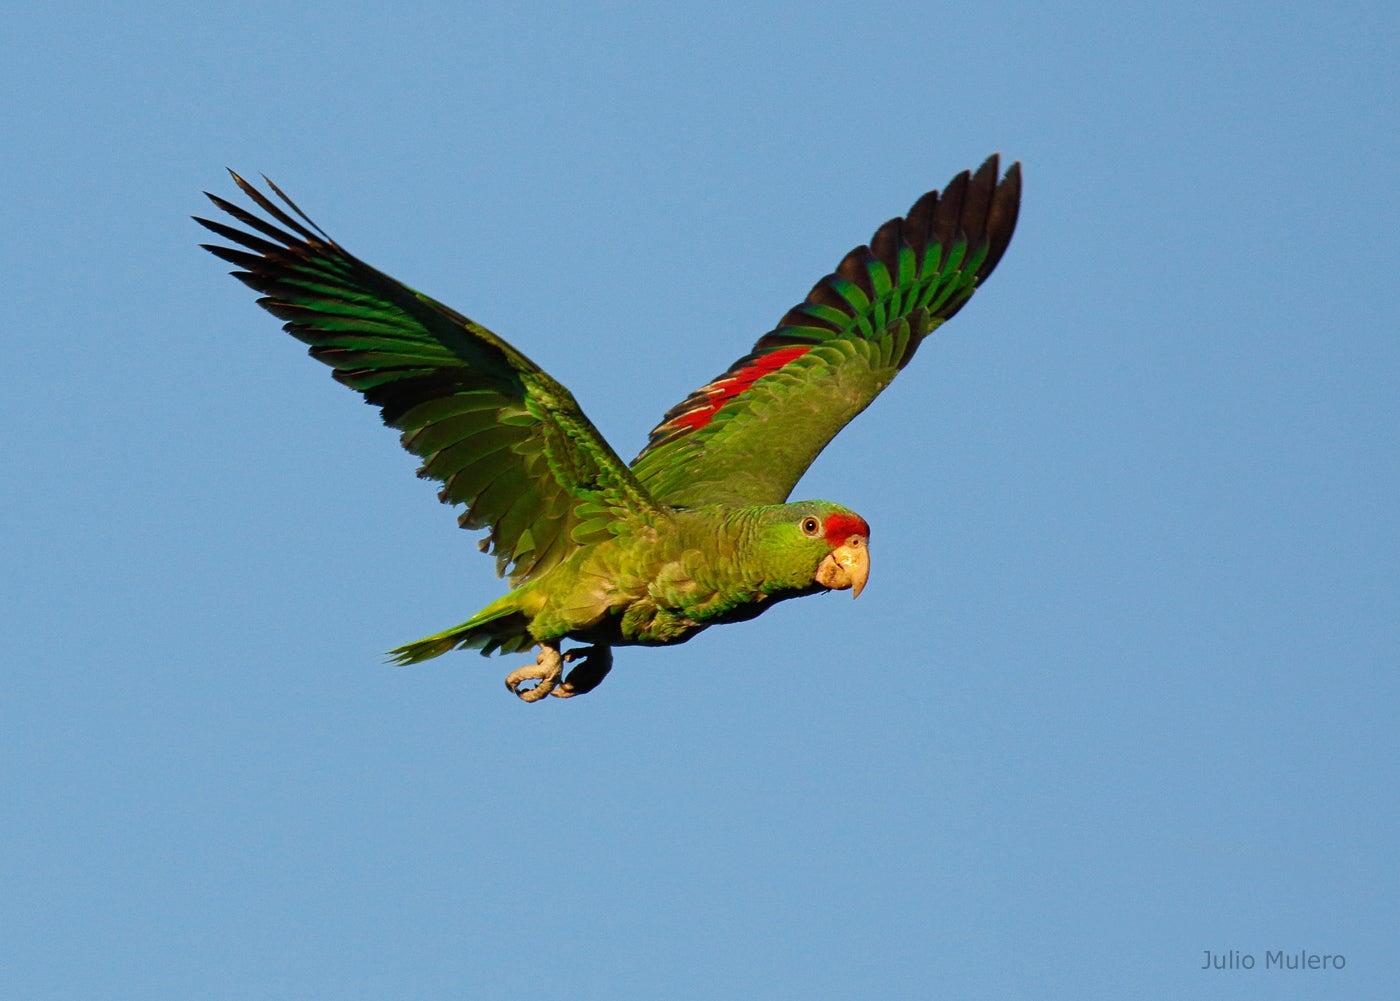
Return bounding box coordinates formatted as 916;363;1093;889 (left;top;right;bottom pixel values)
800;516;821;536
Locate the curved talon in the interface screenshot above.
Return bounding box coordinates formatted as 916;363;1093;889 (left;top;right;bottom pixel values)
504;644;562;702
551;645;614;698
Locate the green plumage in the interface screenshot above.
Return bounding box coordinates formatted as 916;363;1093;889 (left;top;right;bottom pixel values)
197;158;1020;701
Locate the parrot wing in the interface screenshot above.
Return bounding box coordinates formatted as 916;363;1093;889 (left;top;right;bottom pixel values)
630;155;1020;508
197;172;660;586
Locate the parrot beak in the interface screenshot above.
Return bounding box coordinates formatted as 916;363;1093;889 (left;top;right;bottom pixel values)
814;535;870;599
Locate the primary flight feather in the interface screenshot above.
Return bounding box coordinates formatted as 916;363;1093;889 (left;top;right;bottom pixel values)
197;156;1021;701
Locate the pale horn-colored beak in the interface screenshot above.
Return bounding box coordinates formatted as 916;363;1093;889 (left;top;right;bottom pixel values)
814;535;870;599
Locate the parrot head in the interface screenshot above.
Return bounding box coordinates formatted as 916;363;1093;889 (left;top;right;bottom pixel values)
755;502;870;599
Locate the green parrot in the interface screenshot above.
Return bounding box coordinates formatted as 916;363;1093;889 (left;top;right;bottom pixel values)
197;156;1020;701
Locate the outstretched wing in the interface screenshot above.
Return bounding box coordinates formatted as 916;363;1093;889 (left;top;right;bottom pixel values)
197;172;660;585
630;155;1021;508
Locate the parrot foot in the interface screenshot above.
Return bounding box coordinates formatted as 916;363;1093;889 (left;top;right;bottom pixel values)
550;645;613;698
504;643;563;702
503;643;614;702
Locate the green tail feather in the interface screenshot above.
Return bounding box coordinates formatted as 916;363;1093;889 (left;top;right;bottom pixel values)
388;597;535;664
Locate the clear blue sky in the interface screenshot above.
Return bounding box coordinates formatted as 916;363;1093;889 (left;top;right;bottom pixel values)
5;3;1396;998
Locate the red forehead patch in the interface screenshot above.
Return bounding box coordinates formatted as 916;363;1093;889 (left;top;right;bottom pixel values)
823;512;870;545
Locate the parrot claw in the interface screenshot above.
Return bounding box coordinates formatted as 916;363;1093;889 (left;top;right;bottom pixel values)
504;643;614;701
550;645;614;698
504;643;563;702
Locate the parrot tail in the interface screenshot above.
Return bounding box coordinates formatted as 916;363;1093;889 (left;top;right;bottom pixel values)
387;595;536;665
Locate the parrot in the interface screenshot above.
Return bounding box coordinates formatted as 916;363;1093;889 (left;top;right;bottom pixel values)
197;156;1020;701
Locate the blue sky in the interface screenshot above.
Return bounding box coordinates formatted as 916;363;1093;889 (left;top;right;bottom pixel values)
5;2;1396;998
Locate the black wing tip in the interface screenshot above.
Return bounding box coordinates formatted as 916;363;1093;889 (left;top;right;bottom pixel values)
926;153;1020;209
742;154;1021;357
202;169;333;246
970;152;1022;180
979;156;1022;281
224;168;258;200
914;154;1021;282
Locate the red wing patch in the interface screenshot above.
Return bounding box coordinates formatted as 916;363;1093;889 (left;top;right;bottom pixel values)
660;345;812;435
823;511;870;544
